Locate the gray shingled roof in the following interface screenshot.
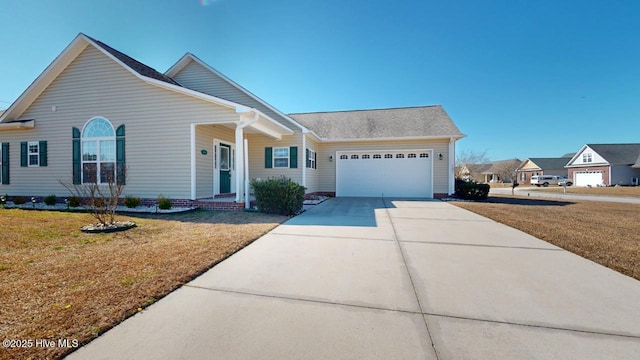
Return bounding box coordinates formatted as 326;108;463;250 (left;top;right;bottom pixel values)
587;143;640;165
633;154;640;168
289;106;463;140
87;35;181;86
525;157;572;170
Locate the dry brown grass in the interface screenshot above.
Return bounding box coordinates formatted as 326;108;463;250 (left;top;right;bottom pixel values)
0;209;286;360
452;196;640;282
529;185;640;197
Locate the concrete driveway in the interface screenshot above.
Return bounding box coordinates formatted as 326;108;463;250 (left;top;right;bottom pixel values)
68;198;640;359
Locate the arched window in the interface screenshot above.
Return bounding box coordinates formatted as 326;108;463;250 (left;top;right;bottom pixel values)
82;117;115;184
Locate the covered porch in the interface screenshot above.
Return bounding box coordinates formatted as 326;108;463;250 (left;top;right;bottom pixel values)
190;109;294;209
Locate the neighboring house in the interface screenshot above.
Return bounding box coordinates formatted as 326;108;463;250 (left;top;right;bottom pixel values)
565;144;640;186
462;158;521;183
0;33;465;209
516;157;572;184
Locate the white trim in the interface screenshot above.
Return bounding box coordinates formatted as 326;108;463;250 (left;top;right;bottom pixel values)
273;147;290;168
27;141;40;167
0;120;35;130
448;137;455;195
213;138;236;196
301;134;307;187
234;126;244;203
244;139;250;209
190;124;196;200
321;135;465;143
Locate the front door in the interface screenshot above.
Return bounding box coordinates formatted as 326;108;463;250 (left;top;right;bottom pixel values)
219;143;231;193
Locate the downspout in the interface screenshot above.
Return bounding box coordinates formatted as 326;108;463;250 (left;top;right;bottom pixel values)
302;132;307;188
190;124;196;200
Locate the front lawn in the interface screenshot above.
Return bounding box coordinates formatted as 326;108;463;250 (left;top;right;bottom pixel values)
0;209;286;360
452;196;640;282
528;185;640;198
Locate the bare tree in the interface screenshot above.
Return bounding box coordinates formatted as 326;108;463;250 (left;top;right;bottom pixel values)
60;167;126;226
455;149;490;180
492;159;521;184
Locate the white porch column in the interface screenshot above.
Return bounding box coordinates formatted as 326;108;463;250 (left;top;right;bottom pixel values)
244;138;250;209
190;124;196;200
235;126;244;204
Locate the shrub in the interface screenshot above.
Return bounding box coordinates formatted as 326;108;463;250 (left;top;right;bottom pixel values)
157;194;172;210
455;179;490;201
44;194;57;206
68;196;81;208
251;177;305;216
124;195;142;208
13;196;27;205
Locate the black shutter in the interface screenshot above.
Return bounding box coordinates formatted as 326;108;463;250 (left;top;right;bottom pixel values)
290;146;298;168
116;125;125;185
265;147;273;168
306;148;310;168
1;143;9;184
72;128;81;184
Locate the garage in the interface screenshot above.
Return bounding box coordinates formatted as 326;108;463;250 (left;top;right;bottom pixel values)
336;150;433;197
575;171;604;187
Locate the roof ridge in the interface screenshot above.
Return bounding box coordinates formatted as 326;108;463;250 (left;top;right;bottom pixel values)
288;105;441;115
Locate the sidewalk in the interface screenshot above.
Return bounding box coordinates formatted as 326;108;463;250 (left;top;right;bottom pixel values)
66;198;640;359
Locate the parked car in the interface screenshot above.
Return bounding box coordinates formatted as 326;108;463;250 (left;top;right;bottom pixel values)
531;175;564;187
558;177;573;187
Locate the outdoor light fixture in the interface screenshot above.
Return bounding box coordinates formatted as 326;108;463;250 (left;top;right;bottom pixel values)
438;153;444;160
329;155;334;162
31;197;37;208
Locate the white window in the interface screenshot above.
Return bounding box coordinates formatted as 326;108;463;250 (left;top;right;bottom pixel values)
362;154;370;159
582;153;592;163
396;154;405;158
28;142;39;167
351;154;359;159
340;154;348;160
384;154;393;159
408;153;416;158
373;154;382;159
273;147;289;168
82;117;115;184
420;153;429;158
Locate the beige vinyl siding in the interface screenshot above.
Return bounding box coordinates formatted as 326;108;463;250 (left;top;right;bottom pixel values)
304;134;320;193
519;160;541;170
195;124;236;198
0;45;239;199
246;133;303;185
316;139;451;195
172;60;298;130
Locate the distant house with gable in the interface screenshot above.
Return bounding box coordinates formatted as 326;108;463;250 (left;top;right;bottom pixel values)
565;143;640;186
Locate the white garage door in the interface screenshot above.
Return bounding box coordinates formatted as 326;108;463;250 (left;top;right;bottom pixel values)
575;171;604;187
336;150;433;198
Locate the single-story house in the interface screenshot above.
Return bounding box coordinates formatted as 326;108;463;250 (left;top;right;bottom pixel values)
565;144;640;186
0;33;465;209
516;156;572;184
460;158;521;183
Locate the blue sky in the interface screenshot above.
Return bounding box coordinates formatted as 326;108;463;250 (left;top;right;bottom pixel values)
1;0;639;161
